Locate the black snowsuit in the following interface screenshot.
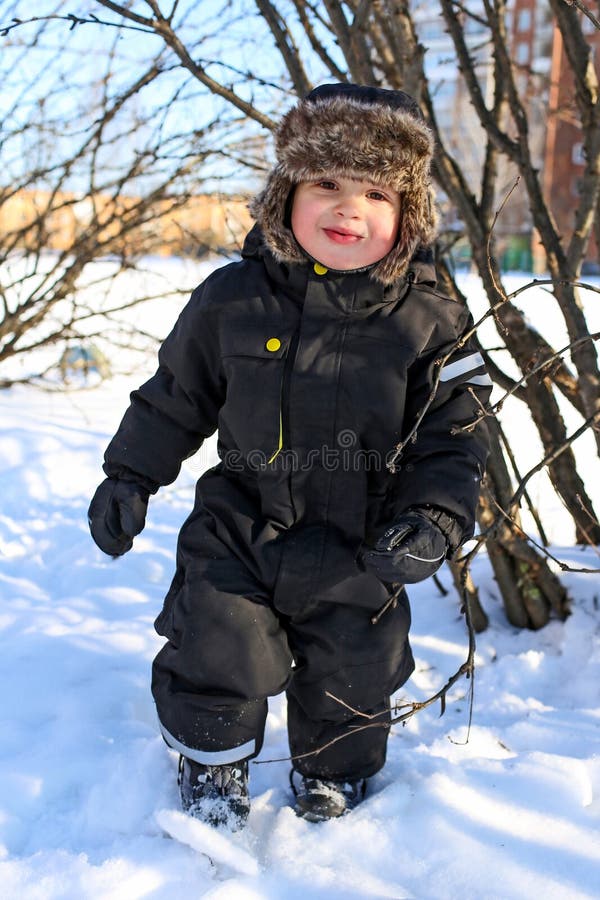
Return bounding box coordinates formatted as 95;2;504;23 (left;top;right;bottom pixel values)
103;227;491;780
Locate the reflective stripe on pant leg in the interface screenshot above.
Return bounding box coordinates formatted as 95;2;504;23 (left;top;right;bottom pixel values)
158;719;256;764
152;563;293;760
152;642;273;760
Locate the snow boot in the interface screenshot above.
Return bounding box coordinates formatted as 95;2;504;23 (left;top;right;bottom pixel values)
290;769;367;822
178;755;250;830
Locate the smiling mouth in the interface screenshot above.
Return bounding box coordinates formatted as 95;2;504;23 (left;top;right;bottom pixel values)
323;228;363;244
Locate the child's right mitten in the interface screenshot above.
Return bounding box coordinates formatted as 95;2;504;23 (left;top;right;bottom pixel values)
88;477;149;557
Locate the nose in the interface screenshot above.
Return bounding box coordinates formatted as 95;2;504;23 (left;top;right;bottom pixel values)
334;194;360;218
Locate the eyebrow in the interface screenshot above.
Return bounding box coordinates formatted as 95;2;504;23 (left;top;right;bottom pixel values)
349;178;393;193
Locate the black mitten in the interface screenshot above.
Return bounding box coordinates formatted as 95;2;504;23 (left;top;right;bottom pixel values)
362;510;448;584
88;478;149;557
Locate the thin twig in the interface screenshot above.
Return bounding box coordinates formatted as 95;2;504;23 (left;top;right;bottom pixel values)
562;0;600;31
0;12;152;37
496;418;550;547
576;493;600;530
486;493;600;572
553;486;600;556
456;332;600;433
509;410;600;512
486;176;520;303
255;569;479;766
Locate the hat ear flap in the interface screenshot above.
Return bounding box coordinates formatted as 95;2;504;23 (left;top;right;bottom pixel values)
372;184;439;284
249;167;305;265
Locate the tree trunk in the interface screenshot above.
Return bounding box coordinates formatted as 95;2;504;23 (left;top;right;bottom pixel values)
448;558;489;633
480;419;570;629
472;248;600;545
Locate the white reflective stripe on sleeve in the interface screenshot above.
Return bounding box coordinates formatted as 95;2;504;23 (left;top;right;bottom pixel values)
159;721;255;764
466;373;493;387
439;352;485;382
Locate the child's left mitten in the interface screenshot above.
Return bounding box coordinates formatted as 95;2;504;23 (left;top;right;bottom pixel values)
88;477;149;557
362;510;449;584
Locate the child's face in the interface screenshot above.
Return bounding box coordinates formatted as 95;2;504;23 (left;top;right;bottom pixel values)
290;176;401;271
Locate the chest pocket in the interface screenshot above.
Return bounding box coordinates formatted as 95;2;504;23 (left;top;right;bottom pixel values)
221;329;290;361
220;326;291;462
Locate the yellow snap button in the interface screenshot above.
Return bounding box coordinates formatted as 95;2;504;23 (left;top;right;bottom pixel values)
313;262;328;275
265;337;281;352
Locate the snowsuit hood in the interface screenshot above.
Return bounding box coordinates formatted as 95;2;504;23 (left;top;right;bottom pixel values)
250;83;438;286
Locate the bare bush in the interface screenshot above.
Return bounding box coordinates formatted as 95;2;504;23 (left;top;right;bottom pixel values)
2;0;599;629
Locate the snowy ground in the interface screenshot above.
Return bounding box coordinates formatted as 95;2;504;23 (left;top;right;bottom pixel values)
0;264;599;898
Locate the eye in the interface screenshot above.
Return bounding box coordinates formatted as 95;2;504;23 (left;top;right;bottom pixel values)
316;180;338;191
366;189;389;202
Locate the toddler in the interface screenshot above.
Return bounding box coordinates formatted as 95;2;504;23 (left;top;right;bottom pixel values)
89;83;491;828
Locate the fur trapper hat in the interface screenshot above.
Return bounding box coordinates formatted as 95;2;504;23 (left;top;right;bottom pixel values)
250;83;438;285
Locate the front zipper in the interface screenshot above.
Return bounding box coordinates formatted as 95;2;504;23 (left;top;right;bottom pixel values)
268;269;412;464
268;329;300;465
267;405;284;465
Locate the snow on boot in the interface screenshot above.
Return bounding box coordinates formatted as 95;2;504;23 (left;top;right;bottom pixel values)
178;755;250;831
290;769;366;822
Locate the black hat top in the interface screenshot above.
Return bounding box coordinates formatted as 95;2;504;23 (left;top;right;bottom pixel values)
304;83;424;122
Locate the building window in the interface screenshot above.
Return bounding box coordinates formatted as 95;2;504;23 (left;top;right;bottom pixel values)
518;8;532;30
516;42;530;64
572;142;585;166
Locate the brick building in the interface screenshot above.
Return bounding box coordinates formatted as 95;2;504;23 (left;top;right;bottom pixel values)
0;189;253;259
415;0;599;272
538;10;600;271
